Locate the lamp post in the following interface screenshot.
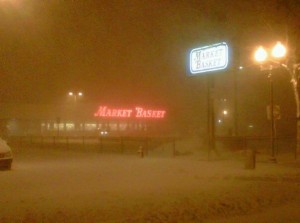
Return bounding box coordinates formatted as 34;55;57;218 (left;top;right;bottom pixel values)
221;109;230;135
254;42;287;161
68;91;83;102
68;91;83;135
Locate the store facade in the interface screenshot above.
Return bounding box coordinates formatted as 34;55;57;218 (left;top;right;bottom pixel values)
0;103;171;137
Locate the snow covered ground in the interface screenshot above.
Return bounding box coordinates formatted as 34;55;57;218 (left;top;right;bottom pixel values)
1;143;300;223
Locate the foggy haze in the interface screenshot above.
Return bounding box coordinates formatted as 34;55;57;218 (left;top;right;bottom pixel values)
0;0;299;106
1;1;300;221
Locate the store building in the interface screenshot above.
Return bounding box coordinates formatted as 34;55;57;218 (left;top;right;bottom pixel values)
0;103;172;137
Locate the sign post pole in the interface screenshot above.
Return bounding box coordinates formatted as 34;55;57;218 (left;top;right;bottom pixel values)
207;76;216;160
189;42;229;160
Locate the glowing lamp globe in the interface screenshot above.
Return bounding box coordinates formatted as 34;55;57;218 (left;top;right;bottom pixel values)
254;46;268;62
271;42;286;59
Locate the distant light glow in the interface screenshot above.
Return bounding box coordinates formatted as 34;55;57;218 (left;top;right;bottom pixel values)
65;123;75;130
218;119;222;123
100;131;108;136
68;91;83;100
189;42;229;75
223;110;228;115
239;66;243;70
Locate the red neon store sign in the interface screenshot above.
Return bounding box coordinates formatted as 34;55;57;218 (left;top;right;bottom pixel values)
94;106;166;119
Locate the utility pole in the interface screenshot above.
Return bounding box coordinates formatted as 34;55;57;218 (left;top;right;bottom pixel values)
233;71;238;136
207;76;216;160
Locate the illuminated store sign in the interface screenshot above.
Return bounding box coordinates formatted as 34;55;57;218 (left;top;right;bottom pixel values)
94;106;166;119
189;42;229;75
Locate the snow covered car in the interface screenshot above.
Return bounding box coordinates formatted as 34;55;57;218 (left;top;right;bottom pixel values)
0;138;13;170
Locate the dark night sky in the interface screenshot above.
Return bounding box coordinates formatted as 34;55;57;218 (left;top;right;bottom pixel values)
0;0;299;111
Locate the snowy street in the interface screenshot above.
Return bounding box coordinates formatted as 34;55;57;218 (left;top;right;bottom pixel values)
1;147;300;223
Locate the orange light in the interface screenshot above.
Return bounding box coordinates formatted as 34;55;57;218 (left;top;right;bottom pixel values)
254;46;268;62
271;42;286;59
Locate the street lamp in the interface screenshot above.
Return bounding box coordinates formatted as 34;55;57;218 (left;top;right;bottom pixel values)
68;91;83;102
221;109;231;135
68;91;83;135
271;42;287;59
254;41;287;161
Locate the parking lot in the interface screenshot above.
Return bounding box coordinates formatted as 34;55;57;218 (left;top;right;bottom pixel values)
1;147;300;222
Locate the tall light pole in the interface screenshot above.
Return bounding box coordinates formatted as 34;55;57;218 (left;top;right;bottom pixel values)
222;109;230;135
254;42;287;161
68;91;83;102
68;91;83;134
